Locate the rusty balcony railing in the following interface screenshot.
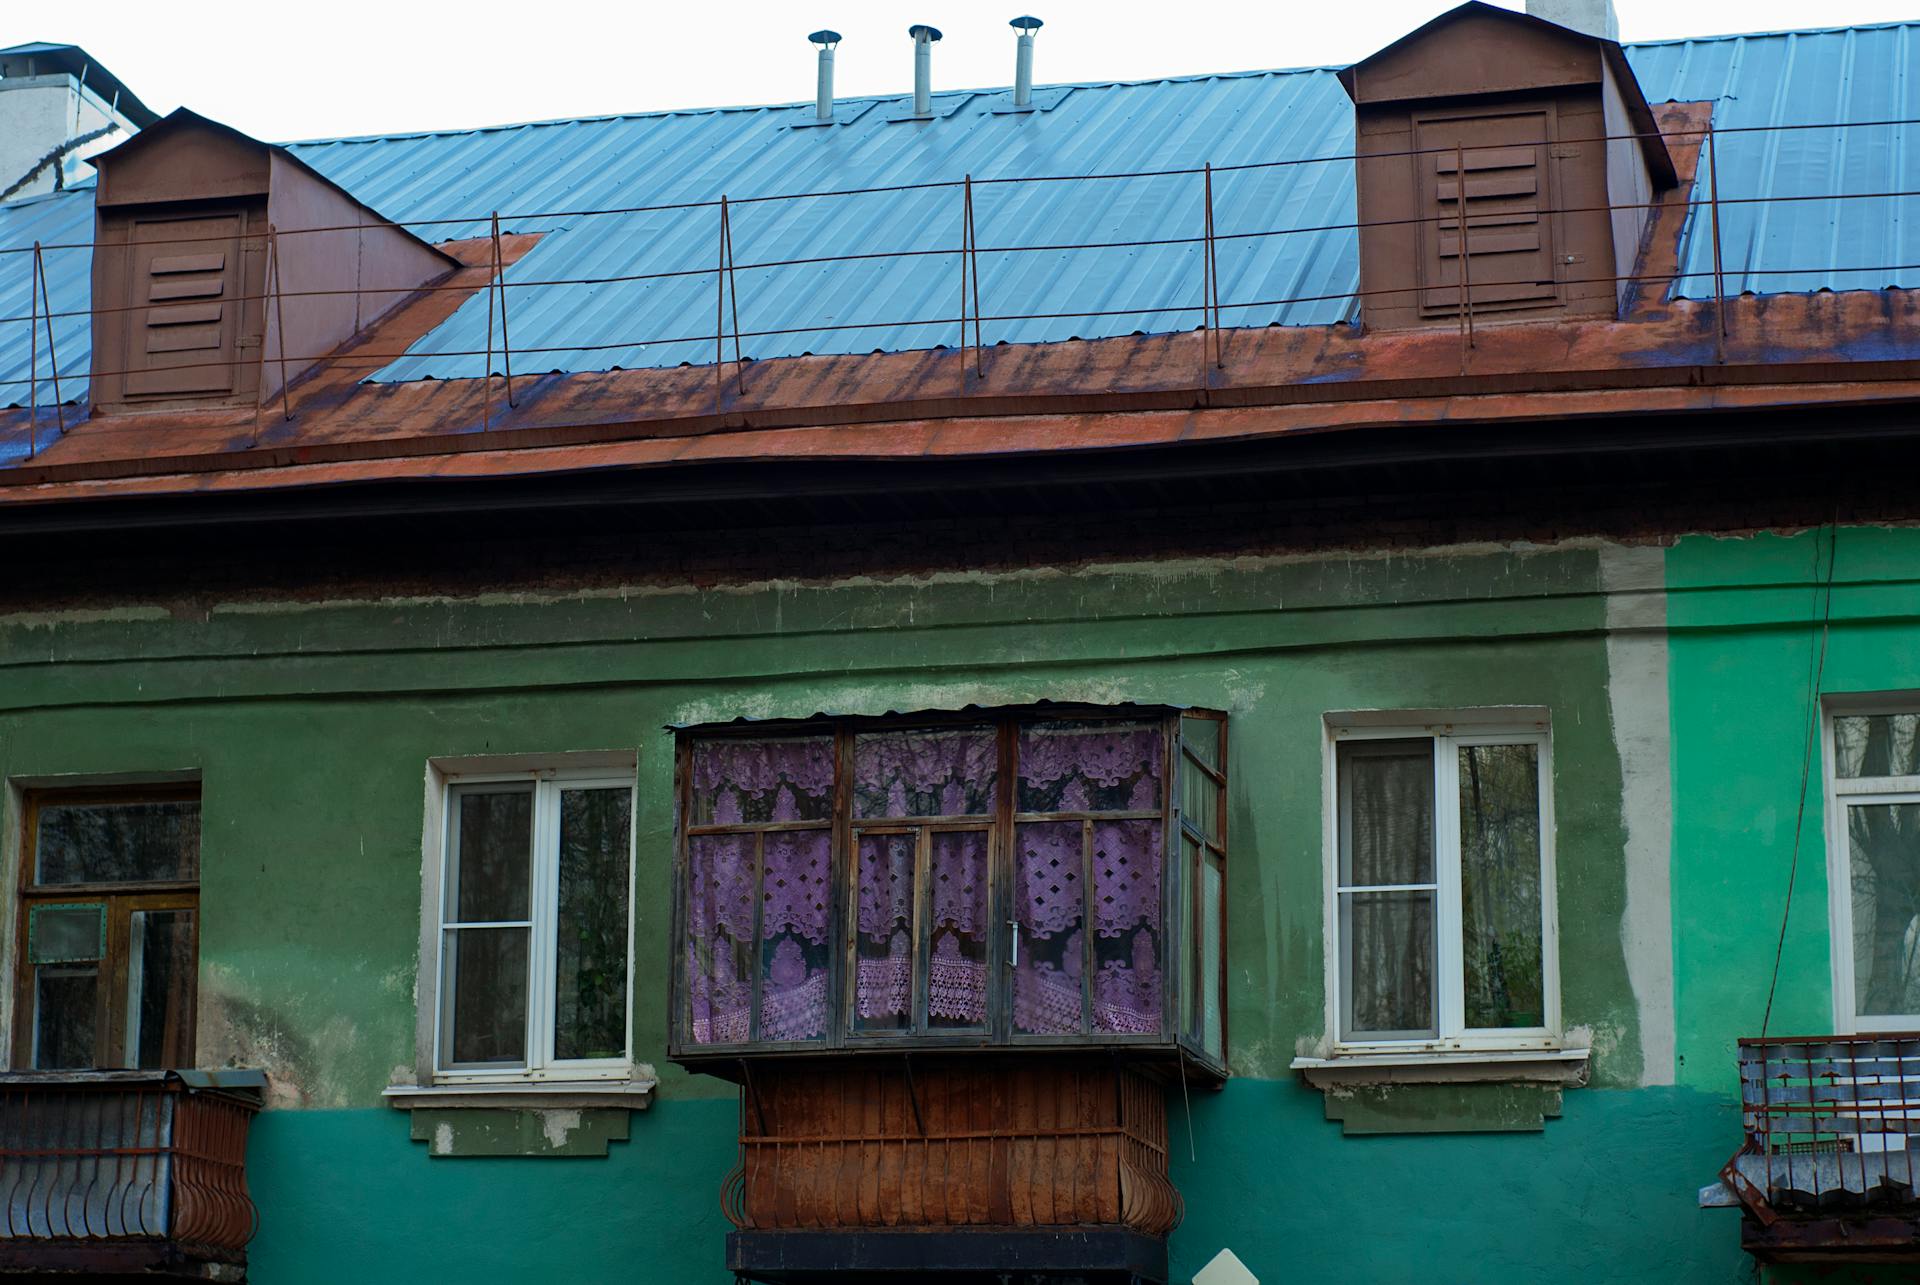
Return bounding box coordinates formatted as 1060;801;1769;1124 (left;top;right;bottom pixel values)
0;1069;264;1278
1722;1035;1920;1261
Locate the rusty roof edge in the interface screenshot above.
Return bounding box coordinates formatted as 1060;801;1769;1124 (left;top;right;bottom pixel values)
4;348;1920;492
2;367;1918;505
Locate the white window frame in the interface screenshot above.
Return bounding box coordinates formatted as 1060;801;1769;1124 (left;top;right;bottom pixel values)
1322;712;1560;1055
427;764;637;1085
1822;696;1920;1034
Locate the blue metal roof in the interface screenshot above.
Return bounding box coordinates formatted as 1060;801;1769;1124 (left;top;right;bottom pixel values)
2;19;1916;406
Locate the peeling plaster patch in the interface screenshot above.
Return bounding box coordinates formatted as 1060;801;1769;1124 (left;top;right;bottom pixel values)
672;675;1147;730
388;1064;417;1089
0;605;172;628
434;1122;454;1156
540;1109;583;1149
1600;544;1676;1087
197;965;360;1109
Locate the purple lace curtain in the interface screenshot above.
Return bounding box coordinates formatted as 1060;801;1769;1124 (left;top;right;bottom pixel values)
686;834;754;1045
691;737;834;825
855;834;915;1029
1017;721;1164;812
687;717;1172;1045
1011;724;1166;1037
854;727;998;818
928;831;989;1028
758;830;831;1041
1091;820;1162;1034
1013;821;1083;1034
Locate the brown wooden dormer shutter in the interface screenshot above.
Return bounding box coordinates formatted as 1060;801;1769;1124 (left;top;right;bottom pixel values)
124;214;250;398
1415;108;1561;316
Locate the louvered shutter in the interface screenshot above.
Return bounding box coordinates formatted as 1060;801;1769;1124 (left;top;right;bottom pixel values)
125;215;243;397
1416;111;1560;315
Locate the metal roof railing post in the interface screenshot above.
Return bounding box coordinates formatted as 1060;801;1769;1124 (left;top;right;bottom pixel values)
1707;121;1728;363
483;223;495;431
491;213;517;408
1455;142;1475;369
1197;165;1212;388
33;241;64;440
267;226;292;424
27;242;39;459
1206;163;1223;371
722;198;746;395
964;175;983;378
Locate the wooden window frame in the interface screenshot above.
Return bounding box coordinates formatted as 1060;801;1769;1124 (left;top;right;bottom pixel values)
671;704;1229;1070
1822;697;1920;1034
10;784;202;1071
429;767;639;1085
1322;714;1561;1055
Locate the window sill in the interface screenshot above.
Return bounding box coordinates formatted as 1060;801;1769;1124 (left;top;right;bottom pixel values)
1290;1047;1589;1088
383;1066;658;1112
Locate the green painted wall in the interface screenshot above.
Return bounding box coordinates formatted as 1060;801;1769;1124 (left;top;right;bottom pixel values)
0;539;1793;1281
1668;527;1920;1091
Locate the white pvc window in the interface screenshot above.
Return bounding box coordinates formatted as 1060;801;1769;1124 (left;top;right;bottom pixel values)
1825;705;1920;1033
433;770;635;1082
1326;719;1559;1051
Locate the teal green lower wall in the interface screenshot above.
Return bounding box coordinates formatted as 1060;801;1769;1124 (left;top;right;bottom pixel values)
243;1086;1821;1285
246;1100;741;1284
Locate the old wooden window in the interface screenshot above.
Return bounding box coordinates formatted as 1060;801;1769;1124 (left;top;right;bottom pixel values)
1824;706;1920;1032
1416;108;1560;316
675;706;1228;1068
431;769;635;1081
12;787;200;1071
1329;719;1558;1049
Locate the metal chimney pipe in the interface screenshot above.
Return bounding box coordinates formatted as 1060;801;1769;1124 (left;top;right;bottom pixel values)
809;30;841;123
909;24;942;117
1011;17;1042;108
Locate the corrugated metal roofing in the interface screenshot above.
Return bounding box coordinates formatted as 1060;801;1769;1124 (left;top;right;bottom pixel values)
2;18;1916;406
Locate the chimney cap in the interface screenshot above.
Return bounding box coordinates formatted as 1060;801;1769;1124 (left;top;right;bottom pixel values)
908;24;943;41
1010;15;1043;31
808;29;841;47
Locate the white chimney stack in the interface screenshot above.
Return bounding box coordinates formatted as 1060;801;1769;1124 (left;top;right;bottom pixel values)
808;30;841;124
1526;0;1620;41
1010;16;1043;109
908;24;942;118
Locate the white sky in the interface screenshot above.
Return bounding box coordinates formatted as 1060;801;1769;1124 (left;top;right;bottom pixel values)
13;0;1919;142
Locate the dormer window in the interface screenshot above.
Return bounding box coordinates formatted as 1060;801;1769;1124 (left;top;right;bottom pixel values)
87;108;456;413
1340;2;1676;330
671;705;1228;1073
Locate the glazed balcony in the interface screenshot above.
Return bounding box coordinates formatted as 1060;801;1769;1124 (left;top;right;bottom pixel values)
671;705;1226;1282
0;1070;263;1281
1719;1035;1920;1262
